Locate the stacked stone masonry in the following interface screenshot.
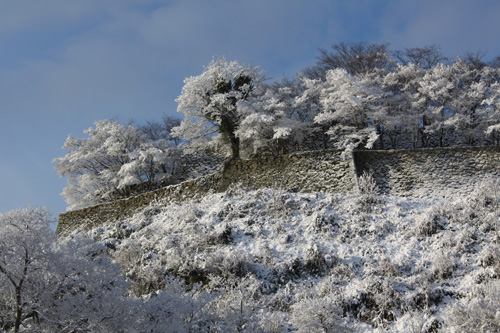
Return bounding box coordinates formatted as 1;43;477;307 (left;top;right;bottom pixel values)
57;146;500;234
353;146;500;199
218;150;357;194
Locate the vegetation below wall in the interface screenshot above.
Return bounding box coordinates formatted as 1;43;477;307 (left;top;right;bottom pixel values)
69;181;500;332
6;179;500;331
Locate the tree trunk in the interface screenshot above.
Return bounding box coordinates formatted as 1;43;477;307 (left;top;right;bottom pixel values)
220;115;241;160
15;286;22;333
229;134;241;160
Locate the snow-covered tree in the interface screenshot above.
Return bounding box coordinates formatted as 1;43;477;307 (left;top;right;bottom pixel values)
172;57;266;159
485;75;500;142
446;60;490;145
376;63;427;148
294;75;333;149
53;119;179;211
0;207;133;332
0;207;54;332
310;68;379;156
235;79;309;156
414;62;458;147
416;60;499;147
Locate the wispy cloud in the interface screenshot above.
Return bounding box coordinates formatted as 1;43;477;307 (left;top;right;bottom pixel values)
378;0;500;59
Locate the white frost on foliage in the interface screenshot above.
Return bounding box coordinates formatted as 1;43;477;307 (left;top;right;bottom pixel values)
172;56;266;155
76;179;500;331
272;126;292;140
54;119;180;210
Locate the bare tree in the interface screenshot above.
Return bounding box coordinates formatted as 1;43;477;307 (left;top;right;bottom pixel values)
391;45;448;69
303;42;394;79
489;55;500;69
461;51;488;70
140;115;182;145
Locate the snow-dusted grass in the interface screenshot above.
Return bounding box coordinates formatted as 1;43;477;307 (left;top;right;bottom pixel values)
75;181;500;332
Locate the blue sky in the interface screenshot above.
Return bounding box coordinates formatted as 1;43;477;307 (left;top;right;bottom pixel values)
1;0;499;217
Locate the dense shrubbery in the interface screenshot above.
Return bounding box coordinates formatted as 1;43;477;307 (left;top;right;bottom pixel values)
3;181;499;331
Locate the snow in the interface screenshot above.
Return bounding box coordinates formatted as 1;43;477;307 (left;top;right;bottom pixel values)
73;181;500;331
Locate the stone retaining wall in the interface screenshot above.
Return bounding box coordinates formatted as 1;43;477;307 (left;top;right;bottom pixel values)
354;146;500;198
57;172;221;234
218;150;357;193
58;146;500;234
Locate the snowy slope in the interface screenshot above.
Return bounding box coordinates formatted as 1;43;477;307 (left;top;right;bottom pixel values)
73;180;500;332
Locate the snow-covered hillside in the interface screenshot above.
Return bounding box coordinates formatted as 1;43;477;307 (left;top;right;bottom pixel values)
73;179;500;332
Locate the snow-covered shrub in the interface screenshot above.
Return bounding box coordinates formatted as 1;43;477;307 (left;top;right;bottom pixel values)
267;187;297;218
401;311;423;333
132;265;166;296
369;256;400;277
207;275;265;332
290;295;349;332
361;276;400;328
273;258;305;284
304;243;330;275
307;210;338;233
479;244;500;275
202;251;256;285
357;171;382;213
444;280;500;332
358;171;378;196
257;310;291;333
113;221;136;239
413;212;443;237
432;250;456;281
134;277;215;332
207;223;234;245
469;177;500;211
113;240;142;273
395;310;441;333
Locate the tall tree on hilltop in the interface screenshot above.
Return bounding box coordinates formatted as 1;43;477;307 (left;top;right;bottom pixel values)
309;68;379;156
172;57;266;159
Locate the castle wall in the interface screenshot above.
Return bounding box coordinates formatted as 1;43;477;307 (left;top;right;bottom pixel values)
56;172;221;235
354;146;500;198
218;149;358;194
57;146;500;234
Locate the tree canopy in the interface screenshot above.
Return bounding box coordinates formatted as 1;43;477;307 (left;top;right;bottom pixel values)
53;119;184;210
172;57;266;159
54;43;500;210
